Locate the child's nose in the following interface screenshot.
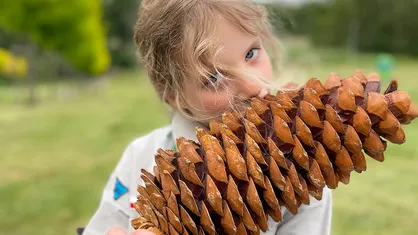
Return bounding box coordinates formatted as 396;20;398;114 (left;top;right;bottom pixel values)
233;77;262;99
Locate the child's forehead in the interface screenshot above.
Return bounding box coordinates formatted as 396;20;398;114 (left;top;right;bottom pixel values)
213;18;260;65
180;4;267;75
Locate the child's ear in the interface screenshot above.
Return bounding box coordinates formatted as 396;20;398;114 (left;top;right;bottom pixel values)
164;92;176;106
165;93;194;117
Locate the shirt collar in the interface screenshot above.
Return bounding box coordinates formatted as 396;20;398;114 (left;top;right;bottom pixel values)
170;112;207;143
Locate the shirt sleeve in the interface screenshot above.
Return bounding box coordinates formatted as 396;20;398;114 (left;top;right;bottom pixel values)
275;187;333;235
82;142;139;235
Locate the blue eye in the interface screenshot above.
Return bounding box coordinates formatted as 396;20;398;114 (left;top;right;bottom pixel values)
203;72;223;88
245;48;259;61
209;74;219;83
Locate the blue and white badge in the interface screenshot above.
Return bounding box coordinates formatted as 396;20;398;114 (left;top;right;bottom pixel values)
113;177;129;200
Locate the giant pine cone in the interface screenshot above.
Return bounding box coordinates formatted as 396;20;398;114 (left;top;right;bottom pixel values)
131;71;418;235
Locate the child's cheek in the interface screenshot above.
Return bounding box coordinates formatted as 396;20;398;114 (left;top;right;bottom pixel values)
247;52;273;82
199;92;230;113
259;53;273;81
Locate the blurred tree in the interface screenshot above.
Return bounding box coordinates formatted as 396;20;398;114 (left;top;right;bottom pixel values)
103;0;140;68
0;28;23;49
0;0;110;75
271;0;418;57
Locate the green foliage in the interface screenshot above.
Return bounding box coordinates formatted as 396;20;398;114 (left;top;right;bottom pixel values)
0;0;110;75
103;0;140;68
271;0;418;56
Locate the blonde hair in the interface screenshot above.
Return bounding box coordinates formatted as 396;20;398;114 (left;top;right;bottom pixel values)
134;0;285;121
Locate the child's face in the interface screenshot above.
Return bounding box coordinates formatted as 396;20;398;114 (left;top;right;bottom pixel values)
183;18;273;122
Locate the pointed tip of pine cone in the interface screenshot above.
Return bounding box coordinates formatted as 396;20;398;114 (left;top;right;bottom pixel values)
341;76;365;97
324;72;342;90
384;80;398;94
407;102;418;118
305;77;328;96
132;217;164;235
386;90;412;116
366;92;389;121
337;86;357;112
367;72;381;83
352;70;368;84
384;127;406;144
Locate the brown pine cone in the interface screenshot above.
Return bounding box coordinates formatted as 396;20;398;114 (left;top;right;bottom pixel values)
131;70;417;235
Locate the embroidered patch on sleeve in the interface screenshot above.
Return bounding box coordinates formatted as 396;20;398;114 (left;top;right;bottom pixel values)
113;177;129;200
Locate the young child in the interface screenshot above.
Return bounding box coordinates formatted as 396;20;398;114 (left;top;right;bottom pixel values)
82;1;332;234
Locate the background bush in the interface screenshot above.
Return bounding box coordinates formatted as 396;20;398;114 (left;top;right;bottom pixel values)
268;0;418;56
0;0;110;75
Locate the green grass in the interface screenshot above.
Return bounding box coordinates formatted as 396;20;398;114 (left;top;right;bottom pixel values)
0;70;170;235
1;48;418;235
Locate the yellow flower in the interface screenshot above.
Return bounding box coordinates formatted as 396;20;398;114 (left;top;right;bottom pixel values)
0;48;28;78
0;48;11;74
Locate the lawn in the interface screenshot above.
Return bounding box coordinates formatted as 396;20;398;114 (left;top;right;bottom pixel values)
1;46;418;235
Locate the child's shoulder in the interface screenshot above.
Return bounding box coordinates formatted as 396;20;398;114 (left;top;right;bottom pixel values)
125;124;173;155
113;124;173;176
